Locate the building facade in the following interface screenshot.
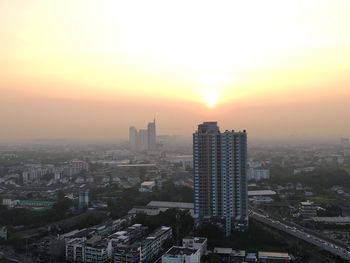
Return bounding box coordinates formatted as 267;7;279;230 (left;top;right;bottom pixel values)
161;246;200;263
79;191;89;210
193;122;248;235
129;126;139;151
147;119;156;151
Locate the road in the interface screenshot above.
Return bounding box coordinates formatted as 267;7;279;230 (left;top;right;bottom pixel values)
250;211;350;261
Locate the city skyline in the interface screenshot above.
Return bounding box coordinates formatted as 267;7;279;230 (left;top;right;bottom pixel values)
2;2;350;262
1;1;350;140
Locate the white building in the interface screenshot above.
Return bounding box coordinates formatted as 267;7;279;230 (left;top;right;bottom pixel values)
66;238;86;262
22;171;29;184
140;226;172;262
85;236;112;263
2;198;16;208
65;236;112;263
70;160;89;175
193;122;248;236
300;201;318;218
139;181;156;192
248;168;270;181
162;246;200;263
182;237;207;257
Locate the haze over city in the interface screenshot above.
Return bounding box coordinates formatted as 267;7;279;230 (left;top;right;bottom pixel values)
1;0;350;141
3;2;350;263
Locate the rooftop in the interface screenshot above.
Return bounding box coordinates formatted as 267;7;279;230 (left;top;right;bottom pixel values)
86;235;101;245
258;251;290;260
248;190;276;196
141;181;156;186
165;246;198;256
213;248;245;256
300;200;315;206
141;226;171;246
183;237;207;243
147;201;194;209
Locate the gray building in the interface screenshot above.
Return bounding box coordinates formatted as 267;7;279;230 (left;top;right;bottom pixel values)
147;119;156;151
129;126;138;151
193;122;248;236
139;129;148;151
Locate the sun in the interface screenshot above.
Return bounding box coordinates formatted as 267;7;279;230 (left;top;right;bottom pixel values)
203;89;219;108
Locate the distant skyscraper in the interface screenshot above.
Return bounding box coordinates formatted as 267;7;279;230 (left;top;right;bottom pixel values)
139;129;149;151
193;122;248;236
147;119;157;150
129;126;138;150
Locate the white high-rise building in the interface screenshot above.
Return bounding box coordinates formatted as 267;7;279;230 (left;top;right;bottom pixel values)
193;122;248;236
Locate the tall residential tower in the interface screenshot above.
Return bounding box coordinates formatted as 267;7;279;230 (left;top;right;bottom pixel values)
193;122;248;236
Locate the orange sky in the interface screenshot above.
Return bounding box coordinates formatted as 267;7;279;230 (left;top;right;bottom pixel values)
1;1;350;141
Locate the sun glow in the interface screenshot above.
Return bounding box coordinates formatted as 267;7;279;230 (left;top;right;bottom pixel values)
1;0;350;106
203;89;219;108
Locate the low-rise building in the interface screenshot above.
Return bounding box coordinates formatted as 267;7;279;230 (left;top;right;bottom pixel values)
110;224;148;247
114;244;141;263
211;249;291;263
85;236;112;263
182;237;207;257
66;238;86;262
213;248;246;262
2;198;16;208
129;201;194;217
300;201;318;218
139;181;156;192
162;246;200;263
248;168;270;181
140;226;172;262
258;251;291;262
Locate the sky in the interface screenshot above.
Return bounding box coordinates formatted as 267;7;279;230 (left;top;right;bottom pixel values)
1;0;350;141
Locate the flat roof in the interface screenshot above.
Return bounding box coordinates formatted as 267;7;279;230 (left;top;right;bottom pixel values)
245;252;257;260
248;190;276;196
300;201;315;206
147;201;194;209
183;237;207;243
213;248;245;256
165;246;198;256
141;181;155;186
258;251;290;259
142;226;171;245
86;235;101;245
